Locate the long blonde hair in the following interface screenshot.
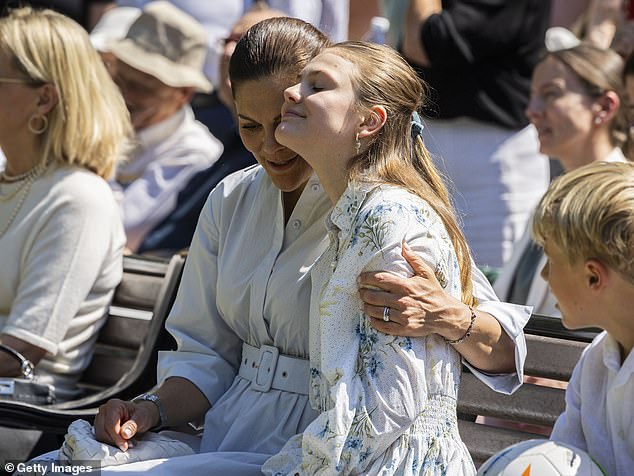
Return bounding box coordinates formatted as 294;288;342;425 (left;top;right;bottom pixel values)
0;7;132;178
328;42;474;306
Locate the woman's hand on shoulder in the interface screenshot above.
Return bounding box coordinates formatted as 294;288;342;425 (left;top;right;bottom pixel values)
94;398;159;451
358;241;468;340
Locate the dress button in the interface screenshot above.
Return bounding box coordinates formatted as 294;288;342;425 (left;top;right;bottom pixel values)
291;219;301;230
311;183;320;192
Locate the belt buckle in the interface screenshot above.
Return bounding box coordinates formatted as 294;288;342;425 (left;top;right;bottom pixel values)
251;345;279;392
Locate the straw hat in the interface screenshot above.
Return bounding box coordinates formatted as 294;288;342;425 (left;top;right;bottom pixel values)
107;1;212;93
90;7;142;53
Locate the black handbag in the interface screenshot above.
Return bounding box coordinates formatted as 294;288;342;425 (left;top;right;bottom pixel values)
0;343;55;405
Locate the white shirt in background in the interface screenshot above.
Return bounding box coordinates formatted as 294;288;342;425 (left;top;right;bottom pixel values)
113;105;223;252
494;147;628;317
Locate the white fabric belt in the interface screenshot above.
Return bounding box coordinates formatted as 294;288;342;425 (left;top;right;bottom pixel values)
238;343;309;395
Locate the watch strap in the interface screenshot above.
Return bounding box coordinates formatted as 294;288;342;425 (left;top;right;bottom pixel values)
133;393;168;429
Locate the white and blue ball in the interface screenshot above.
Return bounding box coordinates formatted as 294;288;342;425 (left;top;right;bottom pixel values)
477;439;605;476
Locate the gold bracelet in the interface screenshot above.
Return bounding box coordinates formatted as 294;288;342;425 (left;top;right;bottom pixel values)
445;306;477;345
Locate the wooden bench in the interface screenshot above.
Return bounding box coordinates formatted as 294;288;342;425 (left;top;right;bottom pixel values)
0;260;597;465
0;252;186;434
458;314;600;466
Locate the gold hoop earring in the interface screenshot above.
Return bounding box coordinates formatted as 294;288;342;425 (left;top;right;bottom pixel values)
355;132;361;155
28;114;48;135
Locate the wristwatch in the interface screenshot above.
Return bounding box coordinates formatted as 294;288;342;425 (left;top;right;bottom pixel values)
132;393;168;429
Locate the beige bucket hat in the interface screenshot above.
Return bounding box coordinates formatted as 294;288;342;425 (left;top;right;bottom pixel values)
107;1;212;93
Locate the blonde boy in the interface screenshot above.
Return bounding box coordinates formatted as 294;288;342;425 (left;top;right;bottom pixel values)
532;161;634;476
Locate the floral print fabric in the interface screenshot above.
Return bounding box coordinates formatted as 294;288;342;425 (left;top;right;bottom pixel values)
263;183;476;475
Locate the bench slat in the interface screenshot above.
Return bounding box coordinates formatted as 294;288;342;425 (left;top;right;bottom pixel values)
525;314;600;342
97;315;152;350
80;353;136;388
525;334;587;380
78;256;173;389
458;420;546;465
458;373;565;426
112;273;165;310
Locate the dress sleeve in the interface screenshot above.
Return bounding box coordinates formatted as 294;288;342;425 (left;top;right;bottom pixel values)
466;265;530;394
157;187;243;405
282;198;462;474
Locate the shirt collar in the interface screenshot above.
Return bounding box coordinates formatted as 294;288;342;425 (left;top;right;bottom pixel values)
603;147;627;163
327;181;381;236
602;332;630;372
136;105;191;149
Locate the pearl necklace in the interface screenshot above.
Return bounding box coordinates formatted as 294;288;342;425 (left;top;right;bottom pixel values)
0;166;40;183
0;160;49;240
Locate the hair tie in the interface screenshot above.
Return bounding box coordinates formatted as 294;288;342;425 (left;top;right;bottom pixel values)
411;111;424;139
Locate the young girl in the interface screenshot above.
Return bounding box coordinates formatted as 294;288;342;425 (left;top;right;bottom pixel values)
266;41;476;474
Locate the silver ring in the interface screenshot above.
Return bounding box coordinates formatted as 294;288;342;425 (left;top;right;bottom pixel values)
382;306;391;322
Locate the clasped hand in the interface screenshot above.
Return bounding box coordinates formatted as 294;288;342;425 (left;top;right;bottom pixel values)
94;398;159;451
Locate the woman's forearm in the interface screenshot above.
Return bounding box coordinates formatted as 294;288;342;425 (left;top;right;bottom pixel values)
443;303;516;374
153;376;211;428
402;0;442;66
0;334;47;377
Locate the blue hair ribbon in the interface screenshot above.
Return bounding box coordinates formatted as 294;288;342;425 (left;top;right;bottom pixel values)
411;111;425;139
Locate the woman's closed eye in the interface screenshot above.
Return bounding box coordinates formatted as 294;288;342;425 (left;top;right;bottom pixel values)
239;122;260;132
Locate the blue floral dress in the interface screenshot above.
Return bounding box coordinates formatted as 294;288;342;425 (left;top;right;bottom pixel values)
263;182;476;475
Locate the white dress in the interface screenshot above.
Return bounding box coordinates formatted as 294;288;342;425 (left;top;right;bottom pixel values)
45;166;529;475
264;183;475;475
